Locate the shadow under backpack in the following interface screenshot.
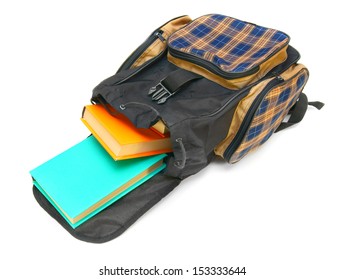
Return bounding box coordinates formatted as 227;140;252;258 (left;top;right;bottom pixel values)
33;14;323;243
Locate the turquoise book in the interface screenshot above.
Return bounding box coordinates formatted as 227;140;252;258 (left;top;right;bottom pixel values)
30;136;166;228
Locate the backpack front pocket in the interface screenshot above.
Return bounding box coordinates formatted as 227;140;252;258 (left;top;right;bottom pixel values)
167;14;290;89
215;64;309;163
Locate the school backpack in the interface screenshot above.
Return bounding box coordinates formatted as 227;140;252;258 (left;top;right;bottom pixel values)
33;14;323;243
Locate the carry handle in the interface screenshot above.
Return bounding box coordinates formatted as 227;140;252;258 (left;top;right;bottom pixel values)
275;93;324;132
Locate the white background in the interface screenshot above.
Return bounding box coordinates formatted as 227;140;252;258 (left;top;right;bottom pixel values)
1;1;344;279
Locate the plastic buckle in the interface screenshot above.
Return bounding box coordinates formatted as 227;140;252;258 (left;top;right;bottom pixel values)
148;82;176;104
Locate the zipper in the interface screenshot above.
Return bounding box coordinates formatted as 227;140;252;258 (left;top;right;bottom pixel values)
167;14;290;80
117;30;165;72
169;47;260;79
188;46;301;120
117;15;190;72
113;45;299;121
114;48;167;86
223;76;285;161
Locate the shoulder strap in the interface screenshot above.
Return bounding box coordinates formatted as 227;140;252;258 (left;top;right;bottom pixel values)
275;93;324;132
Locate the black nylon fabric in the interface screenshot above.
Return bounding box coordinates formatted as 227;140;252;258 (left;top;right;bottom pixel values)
33;173;180;243
160;69;202;93
92;54;239;179
93;54;237;129
92;46;300;179
33;41;301;243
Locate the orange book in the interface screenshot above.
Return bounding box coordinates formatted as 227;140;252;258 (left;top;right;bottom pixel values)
81;104;172;160
151;119;169;135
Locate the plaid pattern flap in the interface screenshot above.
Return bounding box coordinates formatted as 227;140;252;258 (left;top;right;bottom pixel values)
168;14;289;74
230;69;308;163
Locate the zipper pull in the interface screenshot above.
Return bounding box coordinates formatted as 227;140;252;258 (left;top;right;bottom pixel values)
155;30;165;42
276;75;284;82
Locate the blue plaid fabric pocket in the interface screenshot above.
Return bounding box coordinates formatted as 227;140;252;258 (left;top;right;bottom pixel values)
214;65;309;163
168;14;290;81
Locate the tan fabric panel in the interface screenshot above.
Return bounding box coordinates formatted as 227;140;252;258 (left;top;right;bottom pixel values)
214;63;306;157
278;63;306;81
214;78;273;156
167;45;288;90
131;16;192;68
229;66;308;163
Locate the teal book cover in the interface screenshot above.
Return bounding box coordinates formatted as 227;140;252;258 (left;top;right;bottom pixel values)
30;136;166;228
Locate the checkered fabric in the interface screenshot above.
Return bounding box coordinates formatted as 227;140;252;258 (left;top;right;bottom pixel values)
230;69;309;163
168;14;289;74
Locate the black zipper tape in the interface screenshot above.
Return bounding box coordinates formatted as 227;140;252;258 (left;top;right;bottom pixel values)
194;46;300;120
168;16;290;80
223;76;285;161
169;47;260;79
115;49;167;86
117;30;165;72
117;15;189;73
223;67;308;162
